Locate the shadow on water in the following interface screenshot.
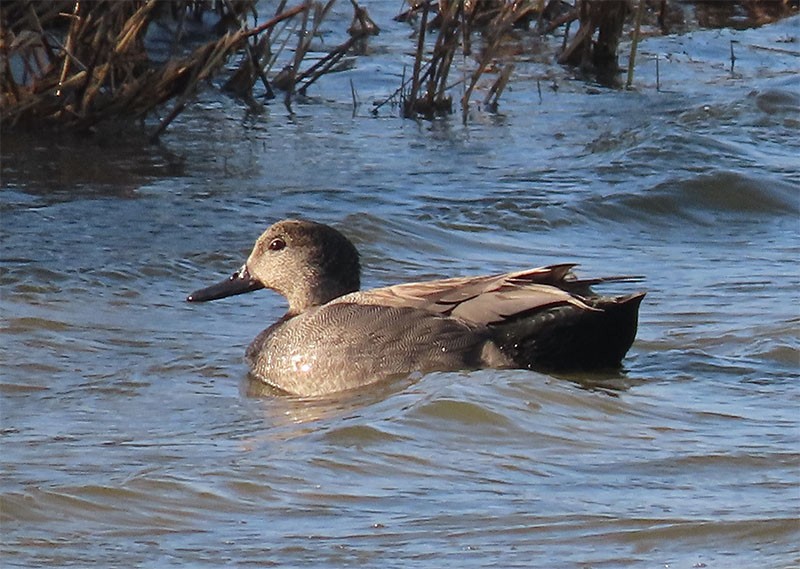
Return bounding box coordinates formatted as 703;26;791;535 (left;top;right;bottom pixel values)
549;368;644;395
0;128;186;198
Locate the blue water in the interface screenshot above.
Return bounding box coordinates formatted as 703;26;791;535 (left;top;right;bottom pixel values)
2;11;799;569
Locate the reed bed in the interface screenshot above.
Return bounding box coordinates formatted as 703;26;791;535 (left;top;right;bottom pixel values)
0;0;377;139
1;0;795;136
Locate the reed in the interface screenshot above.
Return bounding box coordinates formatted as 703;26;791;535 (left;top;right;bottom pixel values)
625;0;646;89
558;0;629;84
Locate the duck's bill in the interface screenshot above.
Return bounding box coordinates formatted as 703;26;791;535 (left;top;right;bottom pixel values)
186;265;264;302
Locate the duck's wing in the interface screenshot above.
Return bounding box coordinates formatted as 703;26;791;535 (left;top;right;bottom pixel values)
336;264;609;327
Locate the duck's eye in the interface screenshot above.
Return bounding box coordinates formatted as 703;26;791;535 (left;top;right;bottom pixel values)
268;237;286;251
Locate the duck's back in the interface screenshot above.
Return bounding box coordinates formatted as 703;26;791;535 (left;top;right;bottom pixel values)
246;302;505;396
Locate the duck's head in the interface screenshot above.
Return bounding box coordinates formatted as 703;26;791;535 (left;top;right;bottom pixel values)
187;219;361;314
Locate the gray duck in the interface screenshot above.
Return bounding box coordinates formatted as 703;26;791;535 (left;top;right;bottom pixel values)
188;219;645;396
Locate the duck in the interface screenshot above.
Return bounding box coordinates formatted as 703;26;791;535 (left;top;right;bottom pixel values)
187;219;645;397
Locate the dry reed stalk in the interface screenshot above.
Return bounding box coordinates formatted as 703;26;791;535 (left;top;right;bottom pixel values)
483;62;514;111
347;0;379;37
461;1;522;122
281;0;311;112
152;3;311;138
430;1;461;105
403;0;462;118
405;0;430;116
295;34;359;95
557;0;629;84
625;0;646;89
272;0;378;110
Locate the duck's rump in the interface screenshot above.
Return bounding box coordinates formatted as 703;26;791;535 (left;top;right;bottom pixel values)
489;292;646;370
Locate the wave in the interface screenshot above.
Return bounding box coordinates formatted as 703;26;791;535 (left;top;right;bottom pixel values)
576;170;799;227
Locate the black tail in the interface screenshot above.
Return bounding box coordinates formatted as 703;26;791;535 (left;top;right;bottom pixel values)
490;292;645;371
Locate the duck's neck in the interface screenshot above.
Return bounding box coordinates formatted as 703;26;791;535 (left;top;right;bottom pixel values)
286;279;358;315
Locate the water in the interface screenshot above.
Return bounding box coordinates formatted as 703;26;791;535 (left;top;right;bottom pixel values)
2;10;799;568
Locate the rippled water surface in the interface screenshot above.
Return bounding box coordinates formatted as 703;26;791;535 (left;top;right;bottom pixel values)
2;10;799;569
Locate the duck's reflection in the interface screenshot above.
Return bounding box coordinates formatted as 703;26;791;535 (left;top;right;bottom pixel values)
240;371;420;428
239;363;641;434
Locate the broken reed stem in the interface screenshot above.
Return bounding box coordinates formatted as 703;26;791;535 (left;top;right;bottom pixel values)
655;54;660;91
223;0;274;100
432;1;461;104
462;4;517;122
372;66;405;114
297;36;357;94
154;4;309;139
625;0;645;89
55;0;80;99
264;11;301;76
287;0;339;100
483;63;514;110
284;1;310;113
152;38;235;141
241;4;308;40
349;77;358;111
407;1;429;117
